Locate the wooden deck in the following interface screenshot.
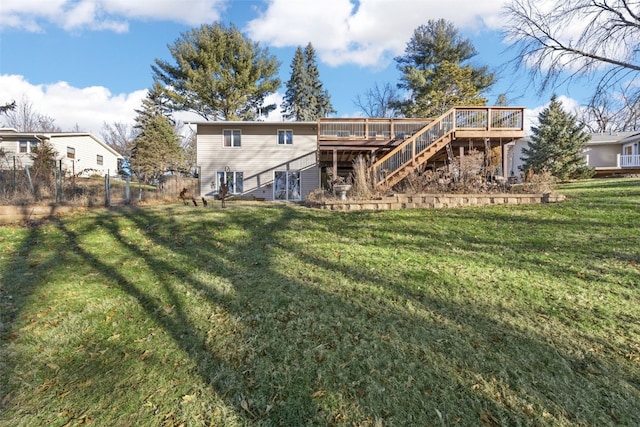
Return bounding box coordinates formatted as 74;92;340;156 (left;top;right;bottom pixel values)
318;107;526;187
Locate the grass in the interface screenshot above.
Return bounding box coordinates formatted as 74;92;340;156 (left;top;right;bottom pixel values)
0;178;639;426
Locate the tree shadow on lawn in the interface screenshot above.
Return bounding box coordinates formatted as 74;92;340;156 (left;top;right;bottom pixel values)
1;204;639;426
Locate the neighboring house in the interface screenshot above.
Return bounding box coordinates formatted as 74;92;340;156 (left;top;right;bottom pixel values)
0;128;122;177
507;131;640;178
196;121;319;201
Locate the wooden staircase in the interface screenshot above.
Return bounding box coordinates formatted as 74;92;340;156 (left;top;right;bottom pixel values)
370;108;456;188
369;106;525;189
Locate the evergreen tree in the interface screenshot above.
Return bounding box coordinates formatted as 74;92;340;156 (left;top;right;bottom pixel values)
394;19;495;117
152;23;280;121
130;115;184;184
131;88;185;183
281;43;334;120
0;100;16;114
521;95;593;181
304;43;335;119
281;47;311;120
134;81;174;131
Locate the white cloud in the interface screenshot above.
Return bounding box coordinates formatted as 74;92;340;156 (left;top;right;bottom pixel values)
0;74;146;135
247;0;509;67
524;95;581;134
0;75;289;136
0;0;225;32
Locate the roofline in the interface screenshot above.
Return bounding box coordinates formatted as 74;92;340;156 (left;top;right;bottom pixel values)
188;121;317;126
0;131;123;159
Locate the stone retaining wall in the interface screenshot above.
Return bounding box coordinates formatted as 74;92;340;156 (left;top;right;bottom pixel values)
0;204;85;225
309;193;566;211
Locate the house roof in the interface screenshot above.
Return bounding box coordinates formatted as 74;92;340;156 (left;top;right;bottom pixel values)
0;130;123;158
619;132;640;144
587;131;640;145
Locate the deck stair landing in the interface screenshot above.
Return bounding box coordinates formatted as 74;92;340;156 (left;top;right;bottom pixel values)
369;107;525;188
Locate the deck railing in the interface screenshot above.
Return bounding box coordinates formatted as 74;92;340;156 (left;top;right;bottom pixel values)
370;107;525;186
620;154;640;168
372;109;455;183
454;107;524;130
318;118;432;140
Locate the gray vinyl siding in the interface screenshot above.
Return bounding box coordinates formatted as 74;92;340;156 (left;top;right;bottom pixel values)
584;144;621;168
197;122;319;201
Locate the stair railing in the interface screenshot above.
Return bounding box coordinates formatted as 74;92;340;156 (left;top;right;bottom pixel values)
371;108;456;185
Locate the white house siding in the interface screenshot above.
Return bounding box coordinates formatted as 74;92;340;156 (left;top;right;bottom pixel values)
0;131;121;177
49;134;121;177
197;122;319;201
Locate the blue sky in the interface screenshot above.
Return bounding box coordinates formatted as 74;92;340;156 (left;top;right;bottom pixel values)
0;0;587;136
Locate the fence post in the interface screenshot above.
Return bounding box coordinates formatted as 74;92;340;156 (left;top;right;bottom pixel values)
104;172;111;207
125;176;130;205
57;160;63;203
25;165;34;195
12;156;16;196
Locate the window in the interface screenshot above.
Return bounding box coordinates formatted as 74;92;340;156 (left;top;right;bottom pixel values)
278;130;293;145
223;130;241;147
216;171;243;194
97;154;104;165
19;139;39;153
67;147;75;159
274;170;301;201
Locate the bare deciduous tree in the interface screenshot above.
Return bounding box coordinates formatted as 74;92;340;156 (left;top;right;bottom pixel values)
2;96;61;132
353;82;401;118
579;84;640;132
101;122;136;157
504;0;640;96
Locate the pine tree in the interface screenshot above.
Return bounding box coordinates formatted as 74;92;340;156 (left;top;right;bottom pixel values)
134;82;174;132
131;87;185;183
521;95;593;181
394;19;494;117
131;115;184;184
281;43;334;120
281;47;311;120
152;23;280;121
304;43;335;119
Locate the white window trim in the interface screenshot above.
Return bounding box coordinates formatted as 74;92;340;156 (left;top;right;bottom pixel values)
18;139;40;154
223;129;242;148
277;129;294;145
216;170;243;194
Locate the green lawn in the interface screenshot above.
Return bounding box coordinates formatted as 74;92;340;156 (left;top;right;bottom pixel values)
1;178;639;426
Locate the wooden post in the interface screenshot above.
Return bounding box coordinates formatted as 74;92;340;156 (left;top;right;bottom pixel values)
125;176;130;205
104;172;111;207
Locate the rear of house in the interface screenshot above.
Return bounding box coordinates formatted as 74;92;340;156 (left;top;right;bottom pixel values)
196;121;319;201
